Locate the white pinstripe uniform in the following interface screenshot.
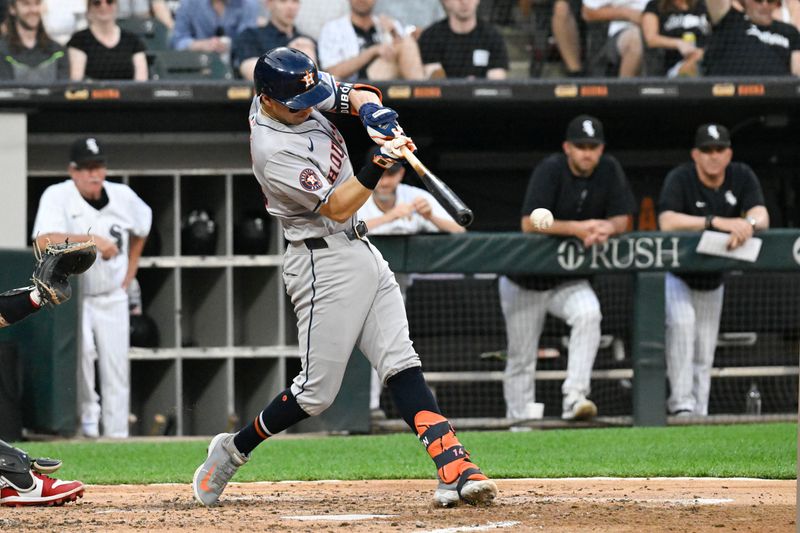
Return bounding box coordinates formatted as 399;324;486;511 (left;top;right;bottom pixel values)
33;180;152;438
664;273;724;415
500;146;635;421
499;278;602;419
357;182;458;411
658;159;766;415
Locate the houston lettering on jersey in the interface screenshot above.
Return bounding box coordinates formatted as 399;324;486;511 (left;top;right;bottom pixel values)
327;141;345;184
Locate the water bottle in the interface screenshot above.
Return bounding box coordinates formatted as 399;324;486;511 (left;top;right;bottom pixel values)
745;382;762;415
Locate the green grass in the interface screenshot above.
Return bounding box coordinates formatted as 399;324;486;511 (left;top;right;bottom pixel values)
16;423;796;484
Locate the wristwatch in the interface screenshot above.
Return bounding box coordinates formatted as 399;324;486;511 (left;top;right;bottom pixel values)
746;216;757;230
704;215;715;230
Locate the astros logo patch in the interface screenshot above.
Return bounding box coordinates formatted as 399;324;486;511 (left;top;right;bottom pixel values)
302;70;315;89
299;168;322;191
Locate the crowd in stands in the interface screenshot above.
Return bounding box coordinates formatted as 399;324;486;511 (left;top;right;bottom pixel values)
0;0;797;82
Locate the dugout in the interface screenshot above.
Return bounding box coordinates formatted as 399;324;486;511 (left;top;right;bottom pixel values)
0;78;797;435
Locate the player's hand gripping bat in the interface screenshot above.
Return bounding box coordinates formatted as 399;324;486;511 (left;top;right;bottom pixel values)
400;146;474;227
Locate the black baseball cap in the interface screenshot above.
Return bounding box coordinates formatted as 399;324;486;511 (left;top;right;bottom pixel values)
366;145;403;173
694;123;731;149
565;115;604;145
70;136;106;167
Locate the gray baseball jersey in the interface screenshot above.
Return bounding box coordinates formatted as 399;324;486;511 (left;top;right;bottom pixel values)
248;71;420;416
249;72;356;242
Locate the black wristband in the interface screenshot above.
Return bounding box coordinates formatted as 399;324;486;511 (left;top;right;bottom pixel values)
705;215;714;230
355;161;384;189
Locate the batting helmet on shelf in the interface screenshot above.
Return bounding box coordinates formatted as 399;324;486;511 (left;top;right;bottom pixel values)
234;212;271;255
253;47;332;110
130;313;159;348
181;209;217;256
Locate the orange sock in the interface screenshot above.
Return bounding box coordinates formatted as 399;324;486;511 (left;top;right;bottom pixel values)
414;410;488;485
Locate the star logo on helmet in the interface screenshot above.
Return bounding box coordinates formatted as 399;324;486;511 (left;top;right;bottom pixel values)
302;70;315;89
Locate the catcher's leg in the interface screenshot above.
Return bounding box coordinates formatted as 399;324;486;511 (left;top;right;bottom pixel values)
0;286;42;328
0;440;84;507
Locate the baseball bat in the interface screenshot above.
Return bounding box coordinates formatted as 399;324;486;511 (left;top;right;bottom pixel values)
400;146;474;227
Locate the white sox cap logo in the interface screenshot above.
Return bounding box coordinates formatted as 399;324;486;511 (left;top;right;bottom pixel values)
707;125;720;139
582;120;596;138
86;138;100;154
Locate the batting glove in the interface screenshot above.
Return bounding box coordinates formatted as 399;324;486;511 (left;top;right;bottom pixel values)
359;103;404;145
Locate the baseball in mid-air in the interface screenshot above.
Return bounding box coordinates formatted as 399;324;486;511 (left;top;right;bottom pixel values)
530;208;554;229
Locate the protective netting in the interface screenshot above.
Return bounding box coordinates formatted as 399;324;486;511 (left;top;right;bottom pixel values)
377;271;799;422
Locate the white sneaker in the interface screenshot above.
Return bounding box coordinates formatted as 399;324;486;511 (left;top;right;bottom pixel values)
561;395;597;421
192;433;249;506
433;477;498;507
81;422;99;439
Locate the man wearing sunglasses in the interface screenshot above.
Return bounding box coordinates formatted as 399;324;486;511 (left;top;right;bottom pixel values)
498;115;635;426
657;124;769;417
703;0;800;75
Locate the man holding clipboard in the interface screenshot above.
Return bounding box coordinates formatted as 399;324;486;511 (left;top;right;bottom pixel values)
657;123;769;417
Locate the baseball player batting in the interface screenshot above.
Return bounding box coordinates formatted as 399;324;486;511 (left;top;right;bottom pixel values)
192;47;496;508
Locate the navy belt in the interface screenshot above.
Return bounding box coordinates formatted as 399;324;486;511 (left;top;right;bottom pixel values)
303;221;368;250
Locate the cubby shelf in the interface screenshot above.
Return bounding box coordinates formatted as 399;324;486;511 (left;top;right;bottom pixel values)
29;169;297;436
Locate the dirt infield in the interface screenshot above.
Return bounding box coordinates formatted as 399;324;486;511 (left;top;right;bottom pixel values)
0;478;794;532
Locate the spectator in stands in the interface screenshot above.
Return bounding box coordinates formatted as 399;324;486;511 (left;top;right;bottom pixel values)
150;0;175;30
642;0;709;76
295;0;348;40
774;0;800;31
374;0;445;39
498;115;635;423
658;124;769;416
551;0;586;76
170;0;261;60
582;0;647;76
357;146;465;421
418;0;509;79
67;0;148;80
0;0;69;81
117;0;150;19
703;0;800;75
42;0;86;46
318;0;424;81
233;0;316;80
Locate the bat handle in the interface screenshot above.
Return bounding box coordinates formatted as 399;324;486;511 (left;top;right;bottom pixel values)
400;146;427;176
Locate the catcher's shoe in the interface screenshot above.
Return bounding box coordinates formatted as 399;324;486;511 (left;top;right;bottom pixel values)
31;239;97;305
192;433;249;506
0;472;84;507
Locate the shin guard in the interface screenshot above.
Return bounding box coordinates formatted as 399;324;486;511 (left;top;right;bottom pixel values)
414;410;488;487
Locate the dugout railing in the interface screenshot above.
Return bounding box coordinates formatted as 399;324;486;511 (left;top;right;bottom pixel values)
370;230;800;428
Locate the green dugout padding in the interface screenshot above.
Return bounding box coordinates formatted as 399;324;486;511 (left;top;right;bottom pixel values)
0;249;79;436
371;230;800;274
370;230;800;426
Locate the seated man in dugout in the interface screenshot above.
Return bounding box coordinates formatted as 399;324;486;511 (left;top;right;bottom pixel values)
317;0;424;81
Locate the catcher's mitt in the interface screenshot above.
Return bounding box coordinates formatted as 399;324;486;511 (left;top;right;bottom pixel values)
32;239;98;305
